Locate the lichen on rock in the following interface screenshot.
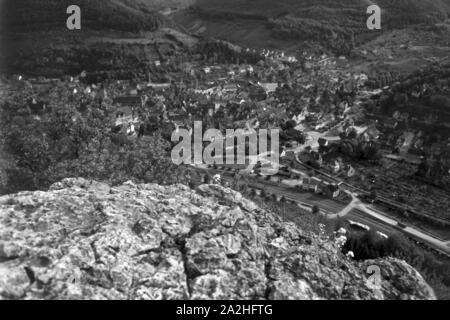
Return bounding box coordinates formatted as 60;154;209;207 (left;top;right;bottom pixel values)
0;178;436;300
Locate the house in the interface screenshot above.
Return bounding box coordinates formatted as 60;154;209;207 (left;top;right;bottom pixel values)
302;178;310;191
237;91;249;100
159;7;174;16
115;106;139;127
168;110;188;122
332;160;341;174
352;126;368;137
347;165;356;177
384;118;399;130
302;177;321;193
223;84;238;94
310;177;322;193
113;96;144;128
147;83;171;91
214;100;227;111
279;55;297;63
318;136;341;148
360;125;381;141
322;182;340;199
27;98;49;115
248;86;267;101
125;122;137;136
113;96;146;108
259;83;278;94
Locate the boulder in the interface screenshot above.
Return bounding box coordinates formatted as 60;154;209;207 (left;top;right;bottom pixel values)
0;178;435;300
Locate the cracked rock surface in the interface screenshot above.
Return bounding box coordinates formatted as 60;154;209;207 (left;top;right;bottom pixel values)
0;178;436;300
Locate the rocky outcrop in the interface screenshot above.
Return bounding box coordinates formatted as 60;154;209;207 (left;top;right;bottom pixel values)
0;178;435;300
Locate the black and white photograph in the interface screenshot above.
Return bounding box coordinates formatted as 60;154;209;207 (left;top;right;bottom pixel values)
0;0;449;305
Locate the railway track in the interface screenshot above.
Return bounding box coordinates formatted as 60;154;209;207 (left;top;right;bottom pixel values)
189;164;450;258
294;156;450;226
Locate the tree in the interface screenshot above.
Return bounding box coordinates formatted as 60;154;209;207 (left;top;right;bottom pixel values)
312;205;320;215
203;174;212;184
260;189;267;198
280;196;287;218
0;91;187;194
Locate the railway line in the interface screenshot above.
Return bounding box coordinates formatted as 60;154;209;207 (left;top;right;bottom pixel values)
189;163;450;258
293;155;450;226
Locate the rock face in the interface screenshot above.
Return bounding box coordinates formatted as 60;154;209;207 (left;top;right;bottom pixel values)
0;178;435;300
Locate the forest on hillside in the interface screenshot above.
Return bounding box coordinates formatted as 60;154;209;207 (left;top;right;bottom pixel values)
0;0;162;32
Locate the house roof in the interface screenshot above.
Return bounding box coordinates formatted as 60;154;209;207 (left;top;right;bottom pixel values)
148;83;171;90
116;106;133;116
260;83;278;92
113;96;143;106
310;177;322;186
384;118;398;127
223;84;238;91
